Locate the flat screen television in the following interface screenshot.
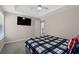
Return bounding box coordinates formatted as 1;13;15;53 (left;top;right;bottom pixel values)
17;16;31;26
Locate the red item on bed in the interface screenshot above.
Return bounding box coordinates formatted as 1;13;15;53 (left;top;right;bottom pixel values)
68;35;79;53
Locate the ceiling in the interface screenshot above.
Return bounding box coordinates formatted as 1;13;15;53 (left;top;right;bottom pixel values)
1;5;65;18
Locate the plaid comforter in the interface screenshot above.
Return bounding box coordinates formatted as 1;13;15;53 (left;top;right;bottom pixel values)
25;35;68;54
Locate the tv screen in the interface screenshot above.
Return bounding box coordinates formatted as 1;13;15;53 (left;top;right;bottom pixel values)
17;16;31;26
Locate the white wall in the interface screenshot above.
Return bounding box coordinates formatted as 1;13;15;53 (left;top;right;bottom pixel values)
5;13;40;43
34;19;41;37
43;6;79;39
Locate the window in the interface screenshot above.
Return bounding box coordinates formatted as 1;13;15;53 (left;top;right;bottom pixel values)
0;12;4;40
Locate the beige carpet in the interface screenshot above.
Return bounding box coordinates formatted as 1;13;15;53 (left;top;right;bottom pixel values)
0;40;31;54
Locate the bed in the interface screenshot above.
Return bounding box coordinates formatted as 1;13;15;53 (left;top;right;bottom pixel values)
25;35;68;54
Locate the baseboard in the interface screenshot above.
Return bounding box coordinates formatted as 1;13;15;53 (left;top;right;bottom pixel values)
5;38;29;44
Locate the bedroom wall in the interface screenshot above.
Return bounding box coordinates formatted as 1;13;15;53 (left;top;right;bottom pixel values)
34;19;41;37
4;13;40;43
43;6;79;39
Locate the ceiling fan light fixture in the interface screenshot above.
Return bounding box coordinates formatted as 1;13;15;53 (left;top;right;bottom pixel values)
37;6;42;10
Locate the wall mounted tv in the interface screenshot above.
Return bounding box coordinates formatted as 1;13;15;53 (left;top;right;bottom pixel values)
17;16;31;26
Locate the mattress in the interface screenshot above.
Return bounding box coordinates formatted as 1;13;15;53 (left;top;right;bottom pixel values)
25;35;68;54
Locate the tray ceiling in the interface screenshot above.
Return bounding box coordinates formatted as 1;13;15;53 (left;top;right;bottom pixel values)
2;5;65;18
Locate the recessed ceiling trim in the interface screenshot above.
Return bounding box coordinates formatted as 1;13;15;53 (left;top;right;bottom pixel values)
39;5;65;17
2;5;66;18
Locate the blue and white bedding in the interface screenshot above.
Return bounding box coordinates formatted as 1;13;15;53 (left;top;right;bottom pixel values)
25;35;68;54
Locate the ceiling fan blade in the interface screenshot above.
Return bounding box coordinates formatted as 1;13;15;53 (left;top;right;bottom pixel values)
38;5;42;7
43;7;48;9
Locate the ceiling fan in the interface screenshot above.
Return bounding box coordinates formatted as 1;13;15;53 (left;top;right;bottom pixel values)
37;5;48;10
31;5;48;10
